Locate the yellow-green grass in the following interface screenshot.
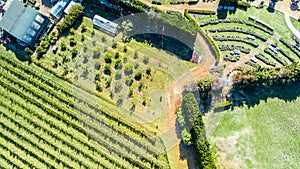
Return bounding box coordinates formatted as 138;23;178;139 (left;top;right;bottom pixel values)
206;96;300;168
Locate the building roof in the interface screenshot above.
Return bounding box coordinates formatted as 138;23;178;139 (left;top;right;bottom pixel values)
0;0;48;46
64;1;77;14
93;15;118;35
50;0;70;19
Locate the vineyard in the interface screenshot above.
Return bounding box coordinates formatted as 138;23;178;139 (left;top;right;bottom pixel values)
0;49;170;168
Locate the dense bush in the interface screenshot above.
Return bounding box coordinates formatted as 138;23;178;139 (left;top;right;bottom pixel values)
212;35;259;47
209;27;267;41
255;53;276;67
57;4;84;33
218;44;251;54
187;9;216;15
200;18;274;35
264;47;288;66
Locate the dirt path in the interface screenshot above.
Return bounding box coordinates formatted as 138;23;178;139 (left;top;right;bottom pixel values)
140;0;219;13
159;32;217;168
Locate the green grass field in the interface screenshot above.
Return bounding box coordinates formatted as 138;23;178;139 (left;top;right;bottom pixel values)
206;97;300;168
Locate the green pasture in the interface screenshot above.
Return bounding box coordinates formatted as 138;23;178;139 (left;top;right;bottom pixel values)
206;96;300;168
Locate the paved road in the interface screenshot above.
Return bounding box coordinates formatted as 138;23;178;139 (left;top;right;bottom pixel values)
285;13;300;39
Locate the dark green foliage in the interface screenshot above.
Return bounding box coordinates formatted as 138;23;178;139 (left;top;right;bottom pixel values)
114;58;122;69
187;9;216;15
181;93;200;128
60;41;67;51
57;4;84;33
104;64;111;75
182;129;192;145
146;67;151;75
104;52;113;64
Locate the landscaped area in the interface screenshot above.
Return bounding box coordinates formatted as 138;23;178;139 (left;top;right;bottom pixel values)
1;0;300;168
191;6;300;75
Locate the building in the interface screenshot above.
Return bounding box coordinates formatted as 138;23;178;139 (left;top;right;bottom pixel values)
64;1;77;15
0;0;49;47
92;15;118;35
50;0;70;19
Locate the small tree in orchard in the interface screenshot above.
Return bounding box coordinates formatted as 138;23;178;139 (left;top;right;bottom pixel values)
146;67;152;76
104;52;113;64
143;55;149;64
124;62;134;75
134;69;142;81
60;41;67;51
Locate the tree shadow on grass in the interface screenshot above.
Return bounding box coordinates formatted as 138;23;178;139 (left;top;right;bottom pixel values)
179;141;199;169
232;80;300;108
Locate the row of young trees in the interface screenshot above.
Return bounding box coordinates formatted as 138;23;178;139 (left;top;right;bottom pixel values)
57;4;84;33
177;91;216;168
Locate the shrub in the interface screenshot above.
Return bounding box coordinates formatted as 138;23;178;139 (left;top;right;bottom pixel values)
134;69;142;81
124;62;134;75
60;41;67;51
143;55;149;64
57;4;84;33
104;52;113;63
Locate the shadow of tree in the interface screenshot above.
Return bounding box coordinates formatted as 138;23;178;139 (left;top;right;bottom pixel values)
232;80;300;108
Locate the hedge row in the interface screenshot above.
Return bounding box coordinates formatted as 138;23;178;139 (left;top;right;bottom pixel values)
212;35;259;48
184;9;221;61
264;48;288;66
107;0;148;13
186;9;216;15
208;27;268;41
218;44;251;54
279;38;300;58
279;48;295;62
200;18;274;35
223;55;240;62
255;53;276;67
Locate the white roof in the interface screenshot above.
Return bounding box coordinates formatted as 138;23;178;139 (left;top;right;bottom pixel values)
50;0;70;18
93;15;118;34
64;1;76;14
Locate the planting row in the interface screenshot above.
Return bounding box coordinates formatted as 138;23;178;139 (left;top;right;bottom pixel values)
0;63;165;168
208;27;268;41
264;48;288;66
212;35;259;48
218;44;251;54
255;53;276;67
279;38;300;58
200;18;274;35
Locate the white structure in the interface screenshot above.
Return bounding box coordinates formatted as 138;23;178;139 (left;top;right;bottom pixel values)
93;15;118;35
50;0;70;19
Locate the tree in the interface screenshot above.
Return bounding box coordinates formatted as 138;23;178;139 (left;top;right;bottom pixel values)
146;67;152;75
143;55;149;64
60;41;67;51
124;62;134;75
181;93;200;129
114;58;122;69
104;52;113;64
104;64;111;75
182;129;192;145
57;4;84;33
134;69;142;81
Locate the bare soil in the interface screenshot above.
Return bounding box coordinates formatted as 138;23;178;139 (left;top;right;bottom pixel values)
140;0;220;13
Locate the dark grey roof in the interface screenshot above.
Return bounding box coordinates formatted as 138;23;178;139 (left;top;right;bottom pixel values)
0;0;48;46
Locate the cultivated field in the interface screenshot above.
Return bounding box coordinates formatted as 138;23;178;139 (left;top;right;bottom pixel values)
206;90;300;168
0;46;170;168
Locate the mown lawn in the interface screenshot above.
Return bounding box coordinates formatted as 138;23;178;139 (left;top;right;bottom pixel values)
206;97;300;168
